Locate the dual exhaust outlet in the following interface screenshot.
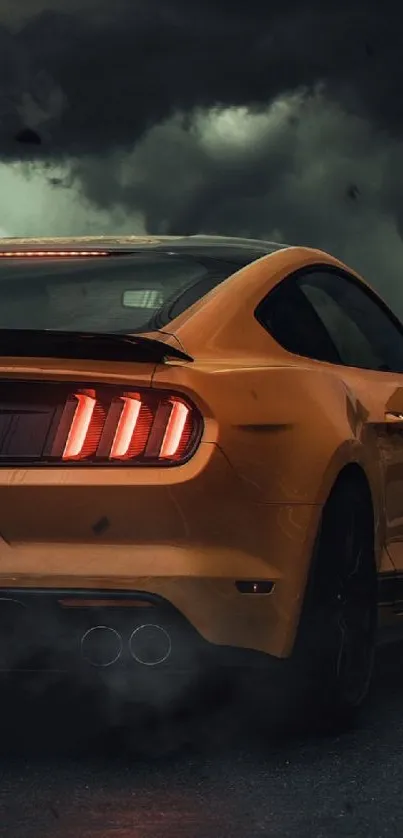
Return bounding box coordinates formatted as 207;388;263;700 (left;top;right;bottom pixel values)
80;623;172;668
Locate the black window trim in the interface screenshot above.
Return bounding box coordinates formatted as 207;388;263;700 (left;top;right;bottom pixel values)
254;261;403;372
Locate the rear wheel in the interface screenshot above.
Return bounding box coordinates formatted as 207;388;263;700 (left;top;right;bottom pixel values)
288;474;377;731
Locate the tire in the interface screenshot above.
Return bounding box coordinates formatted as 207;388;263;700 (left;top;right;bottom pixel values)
288;474;378;732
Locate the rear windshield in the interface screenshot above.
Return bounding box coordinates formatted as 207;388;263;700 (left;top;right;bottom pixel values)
0;252;239;334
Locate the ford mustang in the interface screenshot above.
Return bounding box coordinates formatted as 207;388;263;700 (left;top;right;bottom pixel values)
0;233;402;730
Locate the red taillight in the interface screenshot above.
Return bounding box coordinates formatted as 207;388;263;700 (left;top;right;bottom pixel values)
50;387;201;465
62;393;97;459
62;393;107;460
110;396;142;459
160;401;190;458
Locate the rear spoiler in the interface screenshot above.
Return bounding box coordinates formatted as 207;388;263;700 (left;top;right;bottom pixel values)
0;329;193;364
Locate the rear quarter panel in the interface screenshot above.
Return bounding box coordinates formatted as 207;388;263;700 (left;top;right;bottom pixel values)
153;246;387;570
152;360;382;509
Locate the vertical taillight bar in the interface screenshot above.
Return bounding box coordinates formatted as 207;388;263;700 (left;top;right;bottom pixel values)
110;396;142;459
144;402;173;458
62;394;96;460
159;401;189;458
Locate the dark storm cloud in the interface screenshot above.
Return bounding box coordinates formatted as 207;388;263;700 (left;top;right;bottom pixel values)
1;0;403;312
0;0;400;157
68;92;403;315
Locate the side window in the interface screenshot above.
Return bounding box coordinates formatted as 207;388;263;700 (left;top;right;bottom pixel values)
256;278;342;364
298;271;403;373
257;267;403;373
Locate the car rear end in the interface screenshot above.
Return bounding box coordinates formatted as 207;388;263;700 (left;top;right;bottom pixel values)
0;243;258;687
0;239;320;697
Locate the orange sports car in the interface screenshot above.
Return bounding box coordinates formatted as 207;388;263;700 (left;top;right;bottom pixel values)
0;233;402;729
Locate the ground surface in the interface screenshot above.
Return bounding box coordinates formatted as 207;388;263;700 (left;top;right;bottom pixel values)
1;643;403;838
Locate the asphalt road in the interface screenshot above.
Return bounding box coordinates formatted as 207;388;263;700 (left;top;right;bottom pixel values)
1;643;403;838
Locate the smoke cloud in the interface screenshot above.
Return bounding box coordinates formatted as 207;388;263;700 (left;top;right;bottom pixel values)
0;1;403;311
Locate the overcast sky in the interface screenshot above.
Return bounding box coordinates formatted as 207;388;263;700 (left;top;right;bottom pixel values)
1;1;403;313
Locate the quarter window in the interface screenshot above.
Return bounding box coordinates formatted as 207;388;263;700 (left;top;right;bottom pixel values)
257;267;403;373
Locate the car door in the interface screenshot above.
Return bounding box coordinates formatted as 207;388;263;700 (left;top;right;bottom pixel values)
293;267;403;572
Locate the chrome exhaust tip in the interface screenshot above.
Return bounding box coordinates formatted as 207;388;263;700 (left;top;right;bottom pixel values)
80;625;123;667
129;624;172;666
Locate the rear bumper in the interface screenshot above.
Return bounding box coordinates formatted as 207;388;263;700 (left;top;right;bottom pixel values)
0;444;322;659
0;501;320;660
0;586;272;676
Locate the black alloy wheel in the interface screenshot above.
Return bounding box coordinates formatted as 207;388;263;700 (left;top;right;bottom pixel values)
289;474;378;732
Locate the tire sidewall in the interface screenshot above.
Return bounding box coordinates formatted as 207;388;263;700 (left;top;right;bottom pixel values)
292;476;377;726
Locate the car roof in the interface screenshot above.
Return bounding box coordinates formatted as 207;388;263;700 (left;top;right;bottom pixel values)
0;234;289;267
